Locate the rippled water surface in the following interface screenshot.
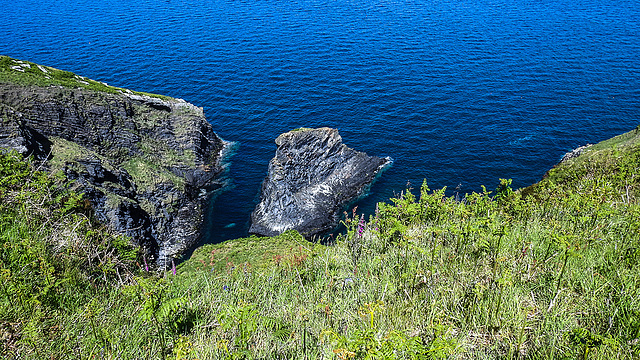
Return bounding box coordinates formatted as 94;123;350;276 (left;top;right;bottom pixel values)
2;0;639;244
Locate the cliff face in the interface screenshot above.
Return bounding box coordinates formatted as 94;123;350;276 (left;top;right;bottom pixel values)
250;127;389;237
0;58;227;264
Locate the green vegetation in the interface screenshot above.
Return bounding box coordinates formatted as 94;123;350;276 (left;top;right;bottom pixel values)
138;137;197;168
0;150;141;357
45;136;191;193
122;156;187;192
0;55;168;99
47;137;118;174
2;127;640;359
180;230;323;274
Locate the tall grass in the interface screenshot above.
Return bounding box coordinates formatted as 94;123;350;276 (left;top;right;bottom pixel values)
2;128;640;359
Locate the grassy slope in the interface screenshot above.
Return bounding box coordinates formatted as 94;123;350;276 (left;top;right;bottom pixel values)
180;230;323;274
2;122;640;359
0;55;167;99
529;127;640;194
0;151;142;357
170;127;638;359
175;127;640;359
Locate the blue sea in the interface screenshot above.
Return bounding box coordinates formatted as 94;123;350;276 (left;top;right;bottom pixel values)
2;0;639;245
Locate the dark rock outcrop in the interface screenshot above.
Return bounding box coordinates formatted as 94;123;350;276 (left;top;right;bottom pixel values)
250;127;389;237
1;59;228;265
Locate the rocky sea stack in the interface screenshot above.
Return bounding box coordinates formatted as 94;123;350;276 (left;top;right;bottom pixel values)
0;56;228;265
250;127;390;237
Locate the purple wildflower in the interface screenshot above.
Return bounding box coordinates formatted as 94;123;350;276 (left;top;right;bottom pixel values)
171;259;176;276
374;204;380;230
358;215;365;237
143;254;149;272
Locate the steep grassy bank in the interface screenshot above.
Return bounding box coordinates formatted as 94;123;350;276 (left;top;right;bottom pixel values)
2;126;640;359
0;150;140;356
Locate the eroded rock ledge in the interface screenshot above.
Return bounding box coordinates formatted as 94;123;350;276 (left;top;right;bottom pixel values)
0;64;228;265
250;127;390;237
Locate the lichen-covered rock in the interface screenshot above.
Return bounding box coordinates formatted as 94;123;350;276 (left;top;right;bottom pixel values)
0;58;229;265
250;127;389;237
560;144;592;163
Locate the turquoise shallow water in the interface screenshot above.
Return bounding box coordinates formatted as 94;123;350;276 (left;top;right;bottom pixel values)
2;0;639;244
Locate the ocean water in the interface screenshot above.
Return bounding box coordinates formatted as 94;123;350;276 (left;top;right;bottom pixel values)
2;0;639;245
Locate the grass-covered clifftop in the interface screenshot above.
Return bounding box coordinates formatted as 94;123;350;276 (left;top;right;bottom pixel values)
0;55;167;99
2;123;640;359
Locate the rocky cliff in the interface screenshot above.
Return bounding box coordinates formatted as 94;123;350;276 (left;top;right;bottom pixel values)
250;127;390;237
0;56;228;265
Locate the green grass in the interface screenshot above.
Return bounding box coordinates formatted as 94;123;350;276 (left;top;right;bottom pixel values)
0;55;168;99
0;150;144;358
179;230;323;274
48;131;196;194
47;136;118;174
137;136;198;170
121;156;186;191
2;127;640;359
